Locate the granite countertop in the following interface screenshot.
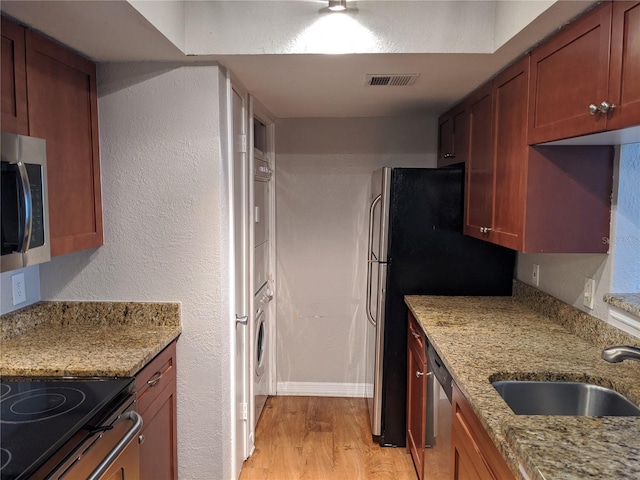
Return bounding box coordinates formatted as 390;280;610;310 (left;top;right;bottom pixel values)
0;301;182;377
604;293;640;318
405;284;640;480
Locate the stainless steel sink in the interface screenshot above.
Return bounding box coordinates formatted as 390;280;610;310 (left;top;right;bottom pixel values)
492;381;640;416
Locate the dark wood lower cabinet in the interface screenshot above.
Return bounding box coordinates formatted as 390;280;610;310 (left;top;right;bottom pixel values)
451;383;514;480
136;341;178;480
406;312;427;480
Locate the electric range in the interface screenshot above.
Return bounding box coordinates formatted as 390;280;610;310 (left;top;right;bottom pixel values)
0;377;135;480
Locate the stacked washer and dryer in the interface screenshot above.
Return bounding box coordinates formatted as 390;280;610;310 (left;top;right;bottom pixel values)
252;130;273;428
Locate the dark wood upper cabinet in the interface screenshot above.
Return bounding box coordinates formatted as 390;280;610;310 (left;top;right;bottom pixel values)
528;1;640;143
607;1;640;130
1;16;28;135
25;29;103;256
465;57;529;251
437;102;468;167
464;83;494;237
465;56;613;253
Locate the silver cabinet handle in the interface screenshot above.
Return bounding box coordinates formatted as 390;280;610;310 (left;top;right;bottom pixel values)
599;101;616;113
480;227;492;234
146;371;163;387
416;371;424;378
87;411;143;480
443;153;456;159
235;314;248;325
138;434;145;444
588;103;600;115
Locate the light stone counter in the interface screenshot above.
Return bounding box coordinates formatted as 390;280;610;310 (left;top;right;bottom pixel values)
0;301;181;377
406;282;640;480
604;293;640;318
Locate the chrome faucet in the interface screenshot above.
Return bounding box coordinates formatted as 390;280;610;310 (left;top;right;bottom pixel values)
602;346;640;363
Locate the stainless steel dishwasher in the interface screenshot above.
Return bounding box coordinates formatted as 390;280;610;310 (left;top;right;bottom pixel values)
424;342;452;479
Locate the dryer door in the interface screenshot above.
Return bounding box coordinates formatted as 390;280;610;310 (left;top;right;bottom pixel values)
255;308;266;377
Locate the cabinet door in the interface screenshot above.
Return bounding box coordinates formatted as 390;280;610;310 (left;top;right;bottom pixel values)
25;30;103;257
528;2;611;144
137;342;178;480
490;57;529;251
464;83;493;240
607;1;640;130
139;381;178;480
452;105;469;165
437;113;454;167
438;103;468;167
1;17;28;135
406;315;427;480
451;383;515;480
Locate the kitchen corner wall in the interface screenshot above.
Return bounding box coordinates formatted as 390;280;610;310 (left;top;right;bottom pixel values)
38;64;232;480
275;116;436;395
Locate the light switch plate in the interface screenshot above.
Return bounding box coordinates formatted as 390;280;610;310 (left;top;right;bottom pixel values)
583;277;595;310
12;273;26;305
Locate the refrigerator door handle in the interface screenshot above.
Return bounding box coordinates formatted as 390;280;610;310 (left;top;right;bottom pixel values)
366;194;382;327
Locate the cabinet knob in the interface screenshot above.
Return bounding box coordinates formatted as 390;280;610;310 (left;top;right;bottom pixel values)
588;103;600;115
599;101;616;114
138;434;145;444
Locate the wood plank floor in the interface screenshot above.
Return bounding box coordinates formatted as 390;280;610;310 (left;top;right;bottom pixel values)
239;396;418;480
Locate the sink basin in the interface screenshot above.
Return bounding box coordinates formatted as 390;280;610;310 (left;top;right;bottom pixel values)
492;381;640;416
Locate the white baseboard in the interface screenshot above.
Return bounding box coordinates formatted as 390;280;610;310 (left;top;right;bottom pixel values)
276;382;371;398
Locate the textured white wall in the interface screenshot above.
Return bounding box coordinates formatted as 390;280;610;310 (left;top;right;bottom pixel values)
185;1;495;55
128;0;186;51
493;1;554;49
275;116;436;392
39;64;233;480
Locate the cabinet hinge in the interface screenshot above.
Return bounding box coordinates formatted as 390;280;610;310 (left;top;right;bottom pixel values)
241;402;248;420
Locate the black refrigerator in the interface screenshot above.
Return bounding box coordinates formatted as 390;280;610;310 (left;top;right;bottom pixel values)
365;167;515;447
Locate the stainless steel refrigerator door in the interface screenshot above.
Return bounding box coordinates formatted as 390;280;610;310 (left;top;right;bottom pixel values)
365;167;391;437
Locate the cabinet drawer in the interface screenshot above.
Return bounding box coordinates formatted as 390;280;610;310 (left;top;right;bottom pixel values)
408;312;426;364
136;342;177;414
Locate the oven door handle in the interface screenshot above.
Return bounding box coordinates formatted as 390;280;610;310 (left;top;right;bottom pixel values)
87;411;143;480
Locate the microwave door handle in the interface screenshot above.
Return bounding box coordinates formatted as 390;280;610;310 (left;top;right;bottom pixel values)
366;194;382;327
16;161;32;253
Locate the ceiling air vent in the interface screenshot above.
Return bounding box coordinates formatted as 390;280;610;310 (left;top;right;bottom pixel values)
365;74;419;87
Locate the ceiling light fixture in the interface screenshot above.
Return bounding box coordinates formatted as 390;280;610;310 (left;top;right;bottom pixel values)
328;0;347;12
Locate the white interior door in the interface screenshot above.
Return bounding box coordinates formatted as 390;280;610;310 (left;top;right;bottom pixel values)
232;84;250;475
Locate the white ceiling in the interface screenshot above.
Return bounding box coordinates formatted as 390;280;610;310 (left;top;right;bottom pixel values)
1;0;597;119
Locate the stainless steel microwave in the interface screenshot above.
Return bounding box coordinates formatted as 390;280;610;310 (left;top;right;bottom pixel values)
1;132;50;272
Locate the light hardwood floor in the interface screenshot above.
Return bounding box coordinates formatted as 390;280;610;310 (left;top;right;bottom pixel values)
239;396;418;480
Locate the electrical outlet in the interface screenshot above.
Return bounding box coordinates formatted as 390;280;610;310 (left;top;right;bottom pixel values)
583;277;595;310
12;273;26;306
532;264;540;287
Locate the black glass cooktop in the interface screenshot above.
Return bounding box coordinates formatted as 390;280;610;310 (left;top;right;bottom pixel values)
0;377;134;480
